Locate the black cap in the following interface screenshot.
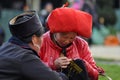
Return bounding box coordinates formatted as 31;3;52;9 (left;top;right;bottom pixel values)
9;10;43;40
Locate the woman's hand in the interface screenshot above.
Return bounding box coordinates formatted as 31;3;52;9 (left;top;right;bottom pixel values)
54;57;72;69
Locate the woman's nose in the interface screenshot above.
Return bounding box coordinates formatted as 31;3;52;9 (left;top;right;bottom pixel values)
64;40;72;44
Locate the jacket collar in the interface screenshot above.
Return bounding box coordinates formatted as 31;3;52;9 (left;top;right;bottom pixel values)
8;36;30;49
8;36;39;57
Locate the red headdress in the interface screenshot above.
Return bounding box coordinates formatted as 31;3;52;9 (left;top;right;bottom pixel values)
46;7;92;38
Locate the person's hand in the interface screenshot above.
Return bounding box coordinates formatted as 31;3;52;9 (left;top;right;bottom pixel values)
54;57;72;69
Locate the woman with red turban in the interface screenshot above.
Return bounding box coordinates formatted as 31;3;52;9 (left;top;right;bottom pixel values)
39;7;104;80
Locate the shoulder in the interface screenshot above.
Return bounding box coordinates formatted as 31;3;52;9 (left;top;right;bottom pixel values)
0;42;39;61
74;36;88;46
42;31;50;40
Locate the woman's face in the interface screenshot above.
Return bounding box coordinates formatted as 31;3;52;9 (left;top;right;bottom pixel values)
54;32;77;47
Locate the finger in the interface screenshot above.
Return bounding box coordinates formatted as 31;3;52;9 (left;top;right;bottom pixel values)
59;57;68;60
61;65;68;68
62;58;72;63
67;59;72;62
62;60;71;63
61;62;70;66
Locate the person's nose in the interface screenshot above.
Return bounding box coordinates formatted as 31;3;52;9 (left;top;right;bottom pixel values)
64;39;72;44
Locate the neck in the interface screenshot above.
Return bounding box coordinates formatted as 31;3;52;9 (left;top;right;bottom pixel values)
28;43;39;54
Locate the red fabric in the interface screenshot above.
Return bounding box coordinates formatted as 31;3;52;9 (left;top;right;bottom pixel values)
39;32;100;80
47;7;92;38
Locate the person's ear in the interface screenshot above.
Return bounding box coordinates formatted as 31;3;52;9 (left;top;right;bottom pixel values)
32;35;41;49
32;35;38;45
31;35;41;52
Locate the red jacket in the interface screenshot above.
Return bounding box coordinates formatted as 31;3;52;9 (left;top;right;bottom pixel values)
39;32;99;80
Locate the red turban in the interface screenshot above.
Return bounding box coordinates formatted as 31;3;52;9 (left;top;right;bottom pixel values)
47;7;92;38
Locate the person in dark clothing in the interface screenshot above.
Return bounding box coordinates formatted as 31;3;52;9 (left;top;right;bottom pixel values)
40;2;53;32
0;10;62;80
82;0;100;45
0;26;5;46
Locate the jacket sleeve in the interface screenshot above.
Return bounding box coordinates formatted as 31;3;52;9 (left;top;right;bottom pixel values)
20;53;62;80
80;41;99;80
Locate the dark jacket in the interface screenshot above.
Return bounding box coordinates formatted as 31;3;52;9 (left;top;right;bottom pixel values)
0;37;61;80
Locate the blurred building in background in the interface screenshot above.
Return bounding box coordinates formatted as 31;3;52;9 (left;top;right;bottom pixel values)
0;0;120;45
0;0;64;42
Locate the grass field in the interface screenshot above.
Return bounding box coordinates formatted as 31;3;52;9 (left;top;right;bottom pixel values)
96;61;120;80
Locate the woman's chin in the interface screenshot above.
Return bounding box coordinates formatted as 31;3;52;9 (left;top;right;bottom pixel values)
60;44;67;47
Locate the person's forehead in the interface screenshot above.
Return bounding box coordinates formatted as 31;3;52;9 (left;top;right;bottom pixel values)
59;32;76;35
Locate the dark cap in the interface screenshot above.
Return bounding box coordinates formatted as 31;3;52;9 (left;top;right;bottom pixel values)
9;10;44;40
